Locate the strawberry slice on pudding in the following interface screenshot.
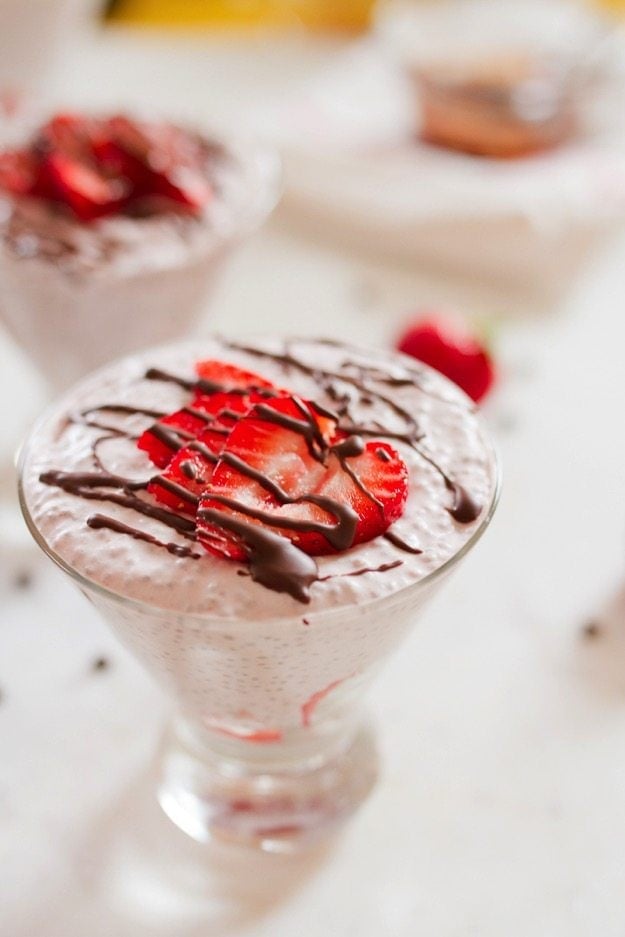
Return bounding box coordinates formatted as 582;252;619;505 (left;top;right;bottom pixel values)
197;395;408;560
139;360;282;509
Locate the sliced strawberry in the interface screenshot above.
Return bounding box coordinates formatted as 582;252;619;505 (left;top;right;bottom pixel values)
0;112;213;220
148;437;218;515
42;152;128;221
106;115;153;162
151;163;212;213
91;138;146;189
197;395;408;561
38;113;95;160
194;359;276;393
138;361;280;471
146;390;270;510
106;115;212;213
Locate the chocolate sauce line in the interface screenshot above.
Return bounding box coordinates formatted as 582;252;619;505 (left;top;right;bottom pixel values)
70;411;137;438
144;367;197;392
202;494;357;552
92;434;119;473
40;470;196;537
291;397;330;461
149;422;195;454
146;352;463;525
199;507;318;603
150;475;200;506
318;559;403;581
326;433;384;515
225;341;423;446
188;440;219;463
409;444;481;524
82;404;168;419
223;346;478;514
220;451;359;549
180;407;231;434
340;454;385;515
40;470;146;492
87;514;201;559
240;400;384;519
383;531;423;555
145;367;277;400
299;338;469;407
254;401;328;464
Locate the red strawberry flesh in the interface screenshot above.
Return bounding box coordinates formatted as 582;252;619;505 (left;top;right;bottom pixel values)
139;361;282;514
397;316;495;403
43;153;128;222
0;112;213;221
197;395;408;560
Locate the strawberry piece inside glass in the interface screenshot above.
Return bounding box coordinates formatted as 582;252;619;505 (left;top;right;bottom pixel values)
0;112;214;222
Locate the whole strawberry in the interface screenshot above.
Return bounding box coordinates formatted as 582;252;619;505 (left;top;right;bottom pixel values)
396;315;495;404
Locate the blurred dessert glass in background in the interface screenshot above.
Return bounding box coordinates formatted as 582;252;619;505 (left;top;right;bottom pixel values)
413;54;578;159
0;112;280;391
376;0;612;158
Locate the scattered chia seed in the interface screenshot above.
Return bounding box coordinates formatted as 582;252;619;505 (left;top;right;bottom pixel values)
581;621;602;640
13;570;33;590
92;656;111;672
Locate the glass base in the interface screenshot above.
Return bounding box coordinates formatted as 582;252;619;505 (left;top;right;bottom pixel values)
157;719;378;853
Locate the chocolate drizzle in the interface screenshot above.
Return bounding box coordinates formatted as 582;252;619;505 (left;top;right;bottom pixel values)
145;367;277;401
87;514;201;559
204;494;358;552
199;507;318;602
149;422;196;454
383;531;423;555
179;460;198;480
40;470;196;537
223;340;479;522
38;339;486;604
150;475;200;507
445;480;481;524
254;400;329;463
83;404;167;420
318;560;403;581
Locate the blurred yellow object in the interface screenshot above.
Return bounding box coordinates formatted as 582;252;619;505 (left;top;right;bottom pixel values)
105;0;375;31
592;0;625;11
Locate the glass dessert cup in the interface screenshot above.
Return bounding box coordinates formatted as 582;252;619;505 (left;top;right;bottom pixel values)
411;56;578;158
375;0;609;158
18;449;499;852
0;139;281;393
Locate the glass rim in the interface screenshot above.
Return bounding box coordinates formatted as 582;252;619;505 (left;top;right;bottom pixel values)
17;408;501;625
0;129;282;276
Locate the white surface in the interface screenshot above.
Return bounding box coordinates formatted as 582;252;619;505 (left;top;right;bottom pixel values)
254;32;625;286
1;21;625;937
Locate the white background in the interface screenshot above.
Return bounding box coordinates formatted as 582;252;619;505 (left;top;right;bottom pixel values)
1;16;625;937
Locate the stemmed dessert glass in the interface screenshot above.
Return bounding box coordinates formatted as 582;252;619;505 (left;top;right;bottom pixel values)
18;441;499;852
0;135;281;393
0;128;280;545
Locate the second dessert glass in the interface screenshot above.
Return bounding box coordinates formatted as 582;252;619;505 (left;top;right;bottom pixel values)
0;127;281;392
18;437;499;853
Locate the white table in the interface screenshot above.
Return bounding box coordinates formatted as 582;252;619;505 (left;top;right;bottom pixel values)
2;22;625;937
